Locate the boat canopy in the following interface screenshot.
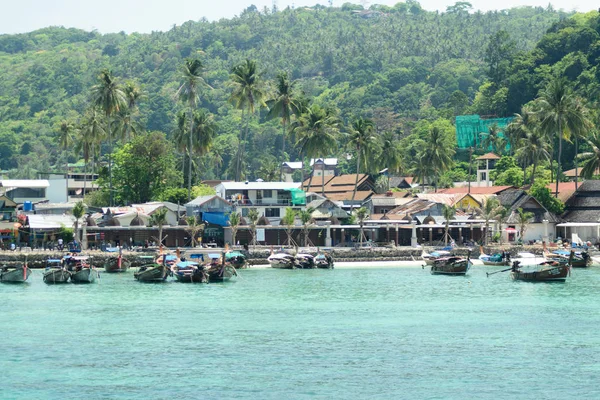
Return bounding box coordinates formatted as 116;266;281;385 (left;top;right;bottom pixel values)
189;253;205;261
208;253;221;259
176;261;199;268
47;259;62;263
225;252;245;259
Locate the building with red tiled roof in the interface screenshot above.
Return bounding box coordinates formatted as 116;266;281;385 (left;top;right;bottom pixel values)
302;174;375;207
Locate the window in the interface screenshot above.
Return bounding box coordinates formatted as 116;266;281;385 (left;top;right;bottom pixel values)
265;208;280;218
262;190;273;198
241;208;249;217
480;172;487;181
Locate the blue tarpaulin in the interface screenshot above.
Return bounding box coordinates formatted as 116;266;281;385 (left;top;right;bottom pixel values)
203;212;229;227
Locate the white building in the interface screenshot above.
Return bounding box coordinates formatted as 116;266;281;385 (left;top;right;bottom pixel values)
215;181;306;224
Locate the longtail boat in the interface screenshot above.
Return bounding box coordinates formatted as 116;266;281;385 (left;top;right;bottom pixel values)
0;262;31;283
508;250;573;282
134;263;171;282
205;253;237;282
429;251;472;276
172;261;208;283
225;251;247;269
294;253;315;269
421;250;451;266
65;256;99;284
315;253;334;269
104;248;130;272
479;246;511;266
542;242;590;268
43;258;71;284
267;253;295;269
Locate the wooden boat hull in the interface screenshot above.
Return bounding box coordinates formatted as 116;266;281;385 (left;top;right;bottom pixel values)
481;259;510;266
295;256;315;269
104;258;131;273
173;268;208;283
431;260;471;276
315;261;334;269
206;265;237;282
134;264;170;282
43;269;71;284
70;268;98;284
0;266;32;283
511;264;569;282
268;260;295;269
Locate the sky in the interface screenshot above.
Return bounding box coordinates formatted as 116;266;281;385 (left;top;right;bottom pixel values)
0;0;598;35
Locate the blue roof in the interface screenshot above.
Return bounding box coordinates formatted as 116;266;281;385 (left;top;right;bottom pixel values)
203;212;229;227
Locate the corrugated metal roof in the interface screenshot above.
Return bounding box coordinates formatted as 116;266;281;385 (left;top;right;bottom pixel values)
28;214;76;229
310;158;338;166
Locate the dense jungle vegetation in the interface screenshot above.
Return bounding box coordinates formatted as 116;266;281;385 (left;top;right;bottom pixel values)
3;2;600;207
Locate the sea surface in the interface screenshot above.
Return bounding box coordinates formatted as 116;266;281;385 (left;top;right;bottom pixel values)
1;265;599;400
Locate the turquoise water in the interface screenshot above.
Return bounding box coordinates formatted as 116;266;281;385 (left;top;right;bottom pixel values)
2;265;600;399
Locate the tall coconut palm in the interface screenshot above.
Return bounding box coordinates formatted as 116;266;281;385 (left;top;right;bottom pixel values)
229;59;266;181
266;71;301;180
537;78;589;197
380;131;403;182
185;216;204;247
91;69;126;206
173;111;189;179
228;211;241;246
426;126;455;191
191;109;218;183
281;207;297;247
149;208;169;247
72;201;85;244
79;109;105;196
294;104;339;194
57;121;76;181
177;59;209;201
348;117;377;203
442;204;455;245
114;81;142;143
514;127;550;185
477;197;499;245
411;148;435;192
578;130;600;179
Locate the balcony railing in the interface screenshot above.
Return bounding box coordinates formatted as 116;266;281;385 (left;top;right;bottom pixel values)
233;199;292;207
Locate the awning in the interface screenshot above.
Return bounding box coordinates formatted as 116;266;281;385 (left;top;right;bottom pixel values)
202;212;229;227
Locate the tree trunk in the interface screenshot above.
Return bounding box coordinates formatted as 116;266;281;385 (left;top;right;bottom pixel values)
523;156;527;186
108;116;113;207
575;136;579;190
236;109;245;181
444;223;449;245
555;121;562;198
280;120;286;181
83;158;87;198
531;157;538;186
352;149;360;203
188;108;194;202
159;227;163;247
306;160;315;194
321;158;326;197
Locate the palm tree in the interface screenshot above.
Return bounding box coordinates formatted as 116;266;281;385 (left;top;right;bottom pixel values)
348;117;377;203
514;127;550;185
281;207;297;247
537;78;589;197
294;104;339;194
410;148;435;192
228;211;241;246
298;207;316;247
442;204;455;245
57;121;76;188
185;216;204;247
426;126;455;191
229;59;266;181
177;59;209;201
480;123;501;153
246;209;260;249
354;207;369;245
477;197;499;245
515;207;534;243
493;205;510;244
380;131;403;182
149;208;169;247
266;71;301;180
78;109;105;197
191;110;218;183
578;130;600;179
72;201;85;244
174;111;189;179
91;69;126;206
115;81;142;142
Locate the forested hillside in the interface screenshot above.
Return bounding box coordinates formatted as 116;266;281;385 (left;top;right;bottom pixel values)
0;2;568;190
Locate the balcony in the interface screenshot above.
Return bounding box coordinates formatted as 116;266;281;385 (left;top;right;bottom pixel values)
233;199;293;207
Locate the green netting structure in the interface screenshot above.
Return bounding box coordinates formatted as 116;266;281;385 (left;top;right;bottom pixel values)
455;115;514;150
288;188;306;206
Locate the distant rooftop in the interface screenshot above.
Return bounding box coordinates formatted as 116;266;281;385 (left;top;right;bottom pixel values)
218;181;301;191
476;152;501;160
